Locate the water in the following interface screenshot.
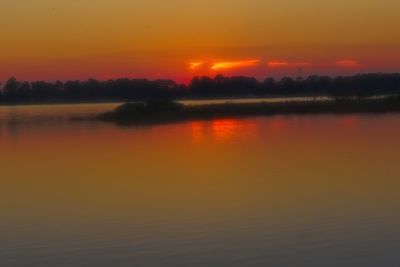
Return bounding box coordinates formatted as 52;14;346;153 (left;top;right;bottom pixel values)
1;103;400;266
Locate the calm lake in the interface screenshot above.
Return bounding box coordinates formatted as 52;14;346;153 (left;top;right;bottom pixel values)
1;103;400;267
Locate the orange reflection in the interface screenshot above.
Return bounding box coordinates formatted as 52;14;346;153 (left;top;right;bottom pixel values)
338;116;359;131
191;121;205;143
211;118;259;142
267;117;288;132
212;119;238;141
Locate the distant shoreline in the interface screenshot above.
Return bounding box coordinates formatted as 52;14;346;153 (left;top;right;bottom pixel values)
2;73;400;106
93;96;400;125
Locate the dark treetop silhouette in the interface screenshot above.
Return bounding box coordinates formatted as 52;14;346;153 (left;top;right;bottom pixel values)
1;73;400;104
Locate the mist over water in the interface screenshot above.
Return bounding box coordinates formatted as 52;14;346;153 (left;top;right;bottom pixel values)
1;104;400;267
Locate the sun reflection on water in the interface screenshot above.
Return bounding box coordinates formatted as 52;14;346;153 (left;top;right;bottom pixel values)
190;118;259;143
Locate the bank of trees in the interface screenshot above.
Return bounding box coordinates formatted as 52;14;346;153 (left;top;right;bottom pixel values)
1;73;400;103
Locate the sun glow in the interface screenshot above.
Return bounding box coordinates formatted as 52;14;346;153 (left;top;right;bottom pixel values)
189;62;205;70
211;60;260;71
187;58;363;75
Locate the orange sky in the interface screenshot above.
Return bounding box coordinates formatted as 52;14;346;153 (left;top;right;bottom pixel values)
1;0;400;82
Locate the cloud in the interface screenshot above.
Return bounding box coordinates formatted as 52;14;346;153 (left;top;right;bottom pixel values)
267;61;289;67
335;60;361;68
189;62;205;70
267;61;313;68
187;58;362;73
211;59;260;70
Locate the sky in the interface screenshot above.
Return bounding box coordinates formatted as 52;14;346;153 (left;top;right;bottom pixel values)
1;0;400;82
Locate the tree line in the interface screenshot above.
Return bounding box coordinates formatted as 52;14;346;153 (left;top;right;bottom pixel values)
1;73;400;104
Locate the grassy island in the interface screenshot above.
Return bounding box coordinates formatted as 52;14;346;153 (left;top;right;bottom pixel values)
96;96;400;125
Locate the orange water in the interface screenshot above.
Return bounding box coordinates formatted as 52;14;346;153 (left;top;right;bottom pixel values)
1;104;400;266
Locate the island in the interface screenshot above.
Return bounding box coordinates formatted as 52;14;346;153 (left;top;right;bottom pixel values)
95;96;400;125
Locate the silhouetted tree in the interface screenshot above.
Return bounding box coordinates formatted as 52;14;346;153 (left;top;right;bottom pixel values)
263;78;277;95
4;77;18;93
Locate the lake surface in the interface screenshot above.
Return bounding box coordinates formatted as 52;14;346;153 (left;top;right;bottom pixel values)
1;103;400;267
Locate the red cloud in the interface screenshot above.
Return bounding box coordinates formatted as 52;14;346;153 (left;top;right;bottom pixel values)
268;61;312;68
335;60;361;68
